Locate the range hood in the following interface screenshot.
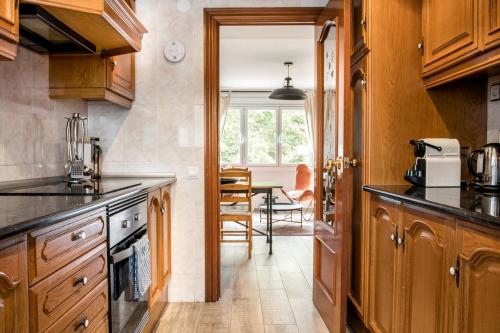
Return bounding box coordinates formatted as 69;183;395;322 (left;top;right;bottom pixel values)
19;4;96;54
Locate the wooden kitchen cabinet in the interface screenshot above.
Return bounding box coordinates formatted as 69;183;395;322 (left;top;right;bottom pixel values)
421;0;480;76
0;0;18;60
400;206;455;333
482;0;500;50
147;189;162;308
49;52;135;109
421;0;500;88
368;197;400;333
350;0;368;62
456;223;500;333
159;186;172;289
0;235;29;333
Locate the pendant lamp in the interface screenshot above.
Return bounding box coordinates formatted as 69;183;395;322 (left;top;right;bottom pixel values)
269;61;307;100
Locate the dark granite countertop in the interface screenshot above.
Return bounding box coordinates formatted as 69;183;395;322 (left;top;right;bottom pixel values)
363;184;500;230
0;177;176;241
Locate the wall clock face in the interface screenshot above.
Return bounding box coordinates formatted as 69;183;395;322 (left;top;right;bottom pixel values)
164;40;186;63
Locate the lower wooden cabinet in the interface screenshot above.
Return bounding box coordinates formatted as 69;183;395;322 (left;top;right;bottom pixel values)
147;185;172;309
0;236;29;333
367;195;500;333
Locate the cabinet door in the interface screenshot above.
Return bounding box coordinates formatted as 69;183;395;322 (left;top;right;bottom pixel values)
400;207;454;333
483;0;500;49
107;53;135;100
351;0;367;59
0;237;29;333
147;190;162;308
368;197;400;333
422;0;480;75
348;58;367;318
160;187;172;289
457;224;500;333
0;0;18;43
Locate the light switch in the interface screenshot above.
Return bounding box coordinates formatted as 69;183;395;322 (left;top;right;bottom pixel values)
490;83;500;101
187;166;199;179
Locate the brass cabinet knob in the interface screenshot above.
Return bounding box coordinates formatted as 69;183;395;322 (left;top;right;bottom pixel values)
72;231;86;241
74;275;88;286
111;60;118;69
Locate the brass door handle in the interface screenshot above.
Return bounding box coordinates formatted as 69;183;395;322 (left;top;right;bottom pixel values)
325;157;343;171
344;157;359;168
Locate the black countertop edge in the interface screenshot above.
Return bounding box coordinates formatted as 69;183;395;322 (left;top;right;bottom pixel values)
363;185;500;230
0;177;177;241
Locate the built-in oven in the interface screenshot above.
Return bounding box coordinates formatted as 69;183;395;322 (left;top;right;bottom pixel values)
107;193;149;333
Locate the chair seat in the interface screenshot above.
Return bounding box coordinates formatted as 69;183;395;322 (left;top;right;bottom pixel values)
220;205;252;216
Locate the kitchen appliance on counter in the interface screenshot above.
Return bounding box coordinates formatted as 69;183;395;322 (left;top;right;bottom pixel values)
467;143;500;190
91;137;103;179
108;193;150;333
404;138;461;187
65;113;89;182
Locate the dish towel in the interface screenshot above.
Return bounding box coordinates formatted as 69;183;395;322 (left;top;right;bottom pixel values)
127;234;151;301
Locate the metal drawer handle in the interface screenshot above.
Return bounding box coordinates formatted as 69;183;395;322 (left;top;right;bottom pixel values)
134;213;140;221
74;317;90;331
74;275;88;286
72;231;86;241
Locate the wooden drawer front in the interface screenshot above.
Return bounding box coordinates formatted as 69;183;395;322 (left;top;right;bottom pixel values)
28;210;107;284
45;279;108;333
29;243;108;333
92;315;109;333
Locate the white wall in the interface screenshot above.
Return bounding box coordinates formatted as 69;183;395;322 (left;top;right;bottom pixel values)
88;0;327;302
0;48;88;181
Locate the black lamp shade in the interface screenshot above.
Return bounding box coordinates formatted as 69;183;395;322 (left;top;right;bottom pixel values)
269;86;307;100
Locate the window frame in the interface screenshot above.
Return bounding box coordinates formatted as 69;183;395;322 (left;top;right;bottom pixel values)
220;105;312;167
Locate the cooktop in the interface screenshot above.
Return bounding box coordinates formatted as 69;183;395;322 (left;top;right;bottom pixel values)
0;179;142;196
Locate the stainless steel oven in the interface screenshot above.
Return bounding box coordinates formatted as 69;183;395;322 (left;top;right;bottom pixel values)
108;193;149;333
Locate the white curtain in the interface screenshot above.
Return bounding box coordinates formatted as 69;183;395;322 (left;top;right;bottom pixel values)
219;92;231;139
304;91;316;158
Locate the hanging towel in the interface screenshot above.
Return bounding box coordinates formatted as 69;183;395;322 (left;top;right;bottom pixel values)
126;234;151;301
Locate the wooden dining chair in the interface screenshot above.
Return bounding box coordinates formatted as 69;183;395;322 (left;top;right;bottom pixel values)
220;168;253;258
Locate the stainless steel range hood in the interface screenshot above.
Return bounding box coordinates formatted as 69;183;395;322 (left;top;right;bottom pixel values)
19;4;96;54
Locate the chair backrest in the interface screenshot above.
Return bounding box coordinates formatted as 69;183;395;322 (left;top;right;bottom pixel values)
220;168;252;210
295;164;313;191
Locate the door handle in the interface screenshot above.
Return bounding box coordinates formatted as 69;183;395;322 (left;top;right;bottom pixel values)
325;157;343;171
343;157;359;168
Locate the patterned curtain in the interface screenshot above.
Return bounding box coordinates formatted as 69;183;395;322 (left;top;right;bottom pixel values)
219;92;231;139
304;91;316;159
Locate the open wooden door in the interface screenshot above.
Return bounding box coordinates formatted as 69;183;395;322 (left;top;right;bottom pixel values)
313;2;356;332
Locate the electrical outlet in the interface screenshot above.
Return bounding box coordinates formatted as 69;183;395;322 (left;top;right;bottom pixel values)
491;83;500;101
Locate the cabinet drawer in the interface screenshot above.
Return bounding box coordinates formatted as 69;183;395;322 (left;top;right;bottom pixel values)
29;243;108;333
28;210;107;284
45;279;108;333
93;315;109;333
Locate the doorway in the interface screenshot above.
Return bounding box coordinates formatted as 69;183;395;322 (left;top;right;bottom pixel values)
204;5;353;333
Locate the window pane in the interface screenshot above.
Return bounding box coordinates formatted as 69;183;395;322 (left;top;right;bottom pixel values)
281;109;311;164
248;109;277;164
220;109;241;164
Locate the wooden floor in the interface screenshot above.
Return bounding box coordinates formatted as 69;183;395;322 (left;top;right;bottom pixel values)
154;236;330;333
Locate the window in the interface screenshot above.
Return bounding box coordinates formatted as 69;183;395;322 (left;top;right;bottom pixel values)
220;106;312;166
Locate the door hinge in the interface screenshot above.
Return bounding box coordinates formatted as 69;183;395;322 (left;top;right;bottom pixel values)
417;40;424;54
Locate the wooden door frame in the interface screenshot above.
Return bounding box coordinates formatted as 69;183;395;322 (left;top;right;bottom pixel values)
204;7;324;302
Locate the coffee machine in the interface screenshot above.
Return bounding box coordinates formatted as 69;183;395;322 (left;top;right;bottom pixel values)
404;138;461;187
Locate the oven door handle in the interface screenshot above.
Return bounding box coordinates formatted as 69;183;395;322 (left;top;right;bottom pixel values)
111;247;134;264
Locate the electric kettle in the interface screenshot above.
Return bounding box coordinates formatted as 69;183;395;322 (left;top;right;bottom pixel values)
467;143;500;189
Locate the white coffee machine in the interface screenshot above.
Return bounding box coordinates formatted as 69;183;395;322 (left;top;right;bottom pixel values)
404;138;461;187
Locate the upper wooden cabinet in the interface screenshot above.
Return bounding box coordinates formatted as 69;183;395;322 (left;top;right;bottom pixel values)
0;0;18;60
49;52;136;108
351;0;368;61
421;0;500;87
0;236;29;333
483;0;500;50
21;0;147;54
421;0;480;76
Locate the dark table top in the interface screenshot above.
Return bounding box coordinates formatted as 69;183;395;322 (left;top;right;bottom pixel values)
0;176;177;241
363;184;500;230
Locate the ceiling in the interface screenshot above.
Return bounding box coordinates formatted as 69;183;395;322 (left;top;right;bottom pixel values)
220;26;315;91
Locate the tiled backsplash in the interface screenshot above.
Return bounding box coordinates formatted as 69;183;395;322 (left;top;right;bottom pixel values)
487;74;500;143
0;48;87;181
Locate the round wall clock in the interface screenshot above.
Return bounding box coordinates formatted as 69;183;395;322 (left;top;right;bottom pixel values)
164;40;186;63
